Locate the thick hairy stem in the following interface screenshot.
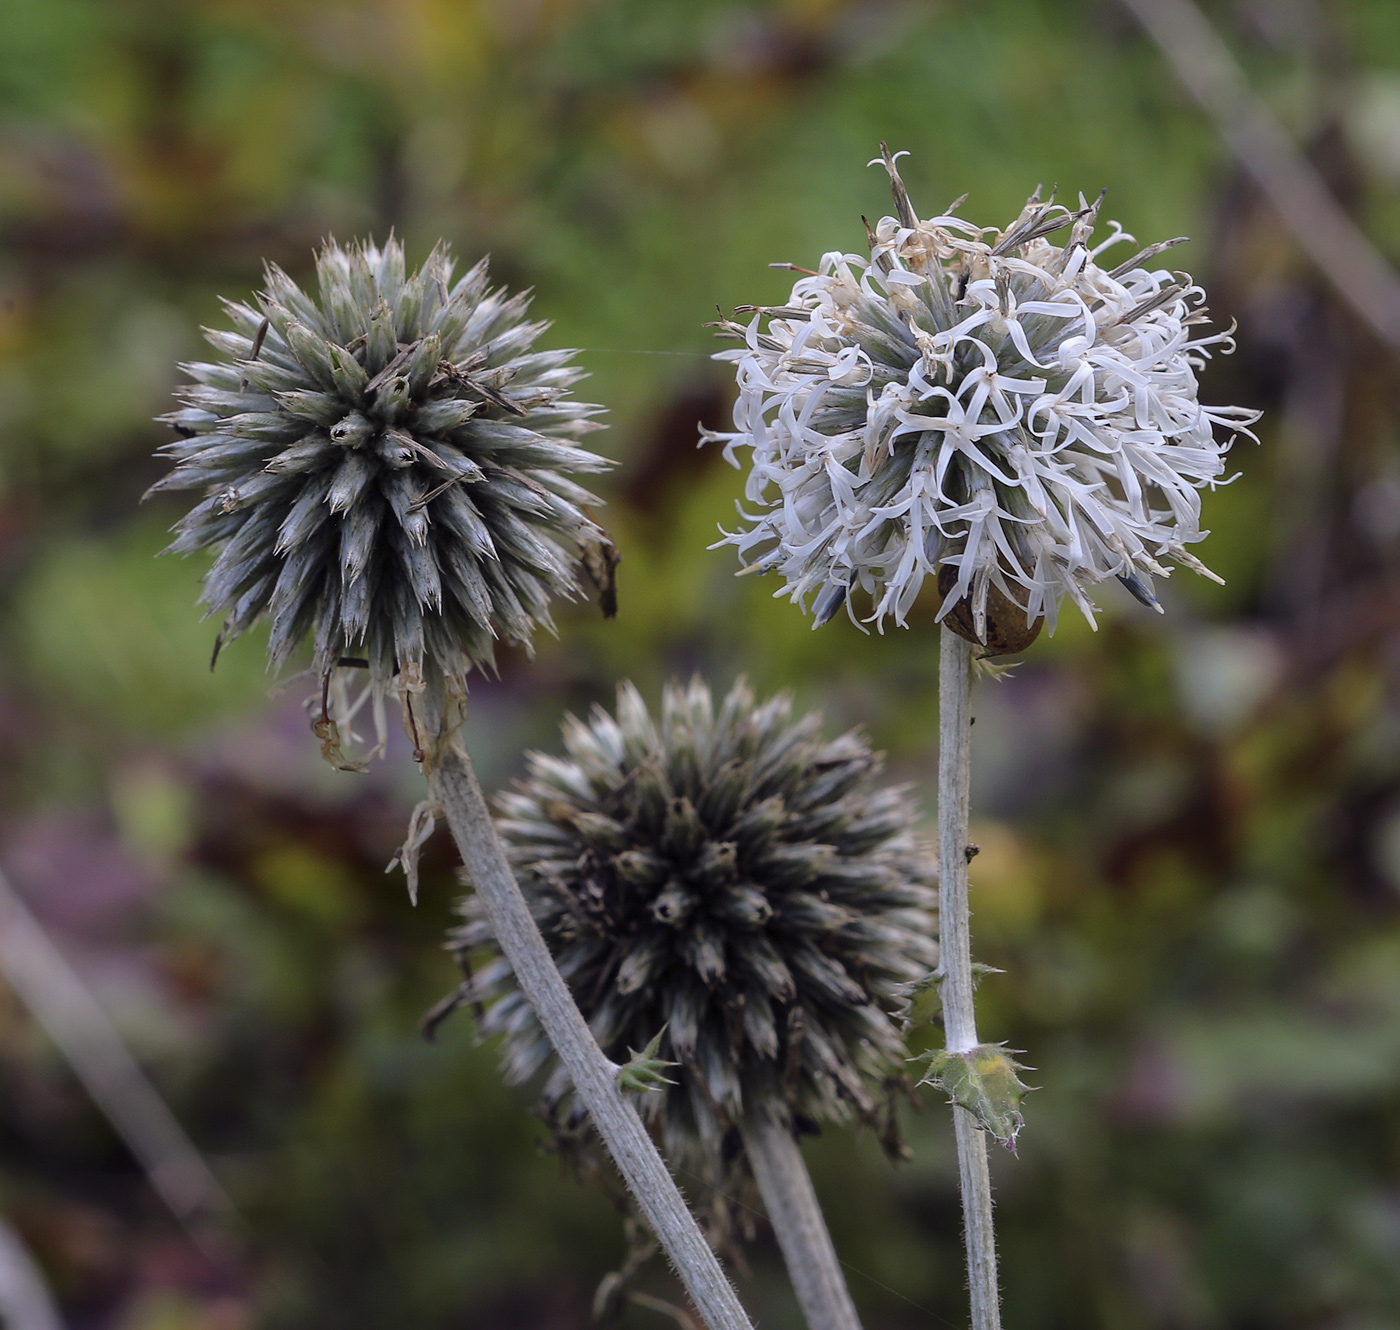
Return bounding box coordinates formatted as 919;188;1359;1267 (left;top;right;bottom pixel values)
428;746;753;1330
952;1110;999;1330
741;1112;862;1330
938;629;1002;1330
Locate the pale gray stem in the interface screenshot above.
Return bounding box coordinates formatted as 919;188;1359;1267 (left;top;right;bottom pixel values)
1120;0;1400;354
0;866;232;1241
428;745;753;1330
0;1215;62;1330
740;1112;862;1330
952;1111;999;1330
938;629;1001;1330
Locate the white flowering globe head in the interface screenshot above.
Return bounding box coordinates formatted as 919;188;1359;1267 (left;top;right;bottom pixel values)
706;149;1259;642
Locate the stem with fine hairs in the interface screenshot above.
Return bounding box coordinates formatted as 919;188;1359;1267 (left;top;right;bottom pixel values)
741;1111;862;1330
938;628;1002;1330
427;743;753;1330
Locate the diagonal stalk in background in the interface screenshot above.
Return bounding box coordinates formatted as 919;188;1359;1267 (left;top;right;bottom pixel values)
938;630;1002;1330
0;865;233;1249
428;745;754;1330
1118;0;1400;356
0;1214;63;1330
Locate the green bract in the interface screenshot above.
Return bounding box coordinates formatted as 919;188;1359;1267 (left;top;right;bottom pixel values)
916;1043;1033;1153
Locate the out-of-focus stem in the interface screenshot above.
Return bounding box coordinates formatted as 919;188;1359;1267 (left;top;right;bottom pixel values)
741;1111;862;1330
938;629;1001;1330
428;744;753;1330
1120;0;1400;354
0;866;231;1243
0;1215;62;1330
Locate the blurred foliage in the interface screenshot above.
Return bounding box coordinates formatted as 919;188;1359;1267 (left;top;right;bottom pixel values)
2;0;1400;1327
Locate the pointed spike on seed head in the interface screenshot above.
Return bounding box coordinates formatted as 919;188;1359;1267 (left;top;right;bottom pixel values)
365;299;397;372
1116;571;1163;611
871;142;919;230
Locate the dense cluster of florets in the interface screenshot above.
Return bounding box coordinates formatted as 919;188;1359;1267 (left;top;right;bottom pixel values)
151;237;608;740
707;148;1258;640
449;677;938;1175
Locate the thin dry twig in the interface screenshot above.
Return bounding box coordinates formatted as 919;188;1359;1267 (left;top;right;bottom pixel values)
1120;0;1400;353
0;866;234;1244
629;1290;702;1330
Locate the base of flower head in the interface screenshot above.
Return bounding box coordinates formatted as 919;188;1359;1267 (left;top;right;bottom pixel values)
305;654;470;774
936;564;1043;656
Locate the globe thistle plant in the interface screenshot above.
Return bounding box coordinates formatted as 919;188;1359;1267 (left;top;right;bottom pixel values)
150;237;609;750
154;242;758;1330
707;147;1258;643
705;150;1262;1330
448;678;936;1325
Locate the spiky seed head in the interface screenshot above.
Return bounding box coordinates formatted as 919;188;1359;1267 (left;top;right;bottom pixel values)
449;677;938;1182
706;147;1260;643
151;236;610;745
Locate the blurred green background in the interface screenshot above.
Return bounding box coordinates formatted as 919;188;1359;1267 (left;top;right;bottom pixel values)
2;0;1400;1326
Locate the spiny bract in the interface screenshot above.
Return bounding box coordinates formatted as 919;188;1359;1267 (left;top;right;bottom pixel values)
449;677;938;1175
151;237;608;738
706;148;1259;641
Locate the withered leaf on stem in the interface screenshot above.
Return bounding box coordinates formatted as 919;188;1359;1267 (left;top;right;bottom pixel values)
579;529;621;619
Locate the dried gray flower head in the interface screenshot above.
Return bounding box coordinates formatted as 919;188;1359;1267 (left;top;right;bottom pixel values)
448;677;938;1183
706;147;1259;643
151;237;609;750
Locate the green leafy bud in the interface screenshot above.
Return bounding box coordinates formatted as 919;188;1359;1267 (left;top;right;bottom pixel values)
916;1042;1033;1153
616;1030;679;1094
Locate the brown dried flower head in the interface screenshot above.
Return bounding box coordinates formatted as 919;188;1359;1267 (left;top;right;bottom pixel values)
448;677;938;1183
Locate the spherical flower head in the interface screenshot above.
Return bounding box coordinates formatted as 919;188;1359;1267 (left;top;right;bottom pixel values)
151;237;610;748
450;677;937;1182
706;148;1260;642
